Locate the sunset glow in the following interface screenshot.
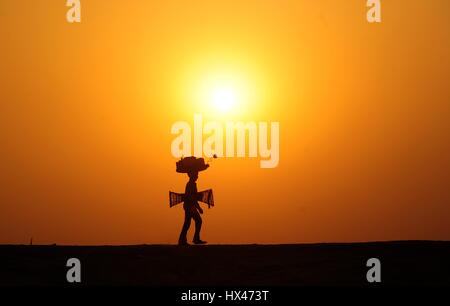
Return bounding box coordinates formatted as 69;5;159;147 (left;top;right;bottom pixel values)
0;1;449;246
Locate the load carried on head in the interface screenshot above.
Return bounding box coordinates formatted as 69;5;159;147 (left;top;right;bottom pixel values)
176;156;210;173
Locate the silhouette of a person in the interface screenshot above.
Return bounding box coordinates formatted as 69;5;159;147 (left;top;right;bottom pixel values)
178;171;207;245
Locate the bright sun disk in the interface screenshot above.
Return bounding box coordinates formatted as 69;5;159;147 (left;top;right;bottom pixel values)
211;85;237;112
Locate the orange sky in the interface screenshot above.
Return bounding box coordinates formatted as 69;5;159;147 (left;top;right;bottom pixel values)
1;0;449;244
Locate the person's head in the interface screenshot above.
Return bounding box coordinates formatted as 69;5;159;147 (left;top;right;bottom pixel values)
188;171;198;182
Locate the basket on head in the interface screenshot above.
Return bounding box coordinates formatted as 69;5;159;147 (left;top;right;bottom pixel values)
176;157;210;173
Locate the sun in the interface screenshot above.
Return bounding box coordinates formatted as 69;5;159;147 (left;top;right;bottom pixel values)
211;85;237;112
182;64;261;117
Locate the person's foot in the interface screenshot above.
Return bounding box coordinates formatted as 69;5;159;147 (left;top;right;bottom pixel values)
193;239;207;245
178;240;189;246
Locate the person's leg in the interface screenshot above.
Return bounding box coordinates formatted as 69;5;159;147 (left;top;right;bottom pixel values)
178;210;191;245
192;210;206;244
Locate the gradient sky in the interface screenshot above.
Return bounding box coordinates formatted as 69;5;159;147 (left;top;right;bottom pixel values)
1;0;449;244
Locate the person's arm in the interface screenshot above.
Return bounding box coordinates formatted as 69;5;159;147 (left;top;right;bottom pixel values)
194;184;203;214
195;202;203;214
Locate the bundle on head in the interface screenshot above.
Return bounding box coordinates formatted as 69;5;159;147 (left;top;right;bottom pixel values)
176;157;210;173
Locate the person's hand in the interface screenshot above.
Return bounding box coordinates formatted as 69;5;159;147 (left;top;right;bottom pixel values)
198;208;204;214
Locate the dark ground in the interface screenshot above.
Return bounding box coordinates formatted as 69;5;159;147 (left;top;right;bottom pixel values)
1;241;449;286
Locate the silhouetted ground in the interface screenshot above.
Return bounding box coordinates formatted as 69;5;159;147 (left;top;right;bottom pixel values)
0;241;449;286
